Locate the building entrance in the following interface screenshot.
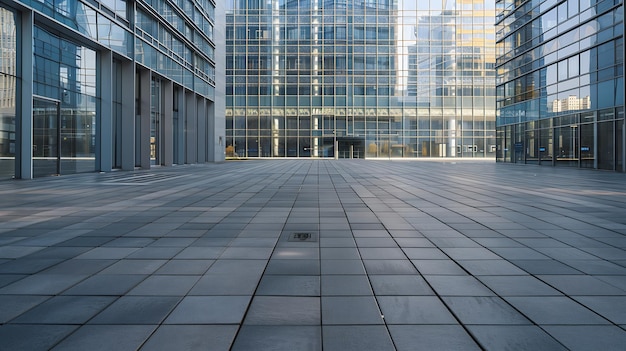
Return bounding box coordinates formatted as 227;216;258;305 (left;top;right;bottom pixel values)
337;137;365;159
32;97;61;177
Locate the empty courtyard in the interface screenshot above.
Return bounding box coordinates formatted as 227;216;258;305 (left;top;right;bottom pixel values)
0;160;625;350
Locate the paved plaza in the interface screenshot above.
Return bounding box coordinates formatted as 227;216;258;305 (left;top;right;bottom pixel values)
0;160;625;350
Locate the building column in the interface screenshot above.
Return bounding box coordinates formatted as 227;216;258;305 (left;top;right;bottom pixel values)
207;100;224;162
17;9;33;179
162;80;173;166
98;50;113;172
210;1;226;163
197;97;206;162
120;61;135;170
174;86;185;164
138;69;151;169
617;118;626;172
185;90;197;163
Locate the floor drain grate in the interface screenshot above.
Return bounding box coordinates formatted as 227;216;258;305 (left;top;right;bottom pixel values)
288;232;317;242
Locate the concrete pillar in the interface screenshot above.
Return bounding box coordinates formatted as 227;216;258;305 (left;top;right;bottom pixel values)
197;97;206;162
121;60;135;170
162;80;173;166
211;1;226;162
17;10;33;179
185;90;197;163
174;86;185;164
98;50;113;172
138;69;151;169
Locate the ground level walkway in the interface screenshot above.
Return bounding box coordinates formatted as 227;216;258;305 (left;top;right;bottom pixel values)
0;160;625;350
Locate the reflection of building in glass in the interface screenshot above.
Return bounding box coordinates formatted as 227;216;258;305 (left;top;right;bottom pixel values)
496;0;625;171
226;1;497;159
0;8;17;177
1;0;225;179
551;96;591;113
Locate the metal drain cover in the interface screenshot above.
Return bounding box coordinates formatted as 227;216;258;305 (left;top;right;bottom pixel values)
288;232;317;242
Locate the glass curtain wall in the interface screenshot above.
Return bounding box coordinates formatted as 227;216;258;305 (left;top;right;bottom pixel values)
33;26;98;175
0;7;17;179
496;0;625;171
225;0;497;158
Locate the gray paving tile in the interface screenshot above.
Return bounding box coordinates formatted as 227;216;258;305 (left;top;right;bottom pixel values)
140;325;238;351
99;259;167;275
0;246;45;259
205;259;267;275
393;238;434;247
442;296;531;325
189;273;261;295
363;260;418;274
511;259;582;275
125;247;183;259
42;259;114;275
231;326;321;351
89;296;179;324
467;325;567;351
402;248;449;260
127;275;200;296
504;296;610;325
389;325;481;351
322;296;384;325
265;259;320;275
272;247;319;260
411;259;467;275
537;275;625;295
174;246;225;259
320;259;365;275
319;237;356;247
62;274;146;296
220;247;274;259
490;247;550;260
0;274;88;295
165;296;251;324
369;275;434;295
355;238;398;248
11;296;115;324
322;325;395;351
377;296;457;324
0;258;64;274
229;238;278;247
320;247;361;260
257;275;320;296
244;296;320;325
321;275;372;296
0;295;50;323
425;275;495;296
155;259;214;274
75;247;139;259
457;259;528;275
0;324;78;351
543;325;626;351
359;247;406;259
562;259;626;275
50;325;156;351
478;276;562;296
572;296;626;324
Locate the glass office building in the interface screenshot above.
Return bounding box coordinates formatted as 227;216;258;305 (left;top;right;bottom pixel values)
496;0;625;171
0;0;225;179
225;0;497;158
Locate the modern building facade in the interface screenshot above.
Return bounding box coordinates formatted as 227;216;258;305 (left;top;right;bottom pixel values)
495;0;625;171
0;0;225;180
225;0;497;159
